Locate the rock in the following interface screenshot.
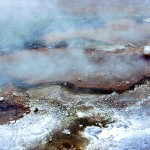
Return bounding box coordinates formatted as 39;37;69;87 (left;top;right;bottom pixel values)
0;97;4;101
106;45;126;51
49;41;68;49
126;43;136;48
143;18;150;23
144;46;150;56
62;129;71;135
24;40;46;49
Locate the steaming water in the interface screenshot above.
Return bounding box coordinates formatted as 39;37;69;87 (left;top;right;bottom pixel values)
0;0;150;87
0;0;150;49
0;1;150;150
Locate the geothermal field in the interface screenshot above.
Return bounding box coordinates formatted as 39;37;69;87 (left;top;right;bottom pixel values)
0;0;150;150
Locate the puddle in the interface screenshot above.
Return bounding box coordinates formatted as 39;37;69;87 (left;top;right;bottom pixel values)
0;101;30;125
0;88;30;125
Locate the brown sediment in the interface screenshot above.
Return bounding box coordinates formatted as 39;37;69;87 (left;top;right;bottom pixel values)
45;132;88;150
69;116;114;131
0;87;30;125
70;50;150;91
45;116;114;150
66;76;150;94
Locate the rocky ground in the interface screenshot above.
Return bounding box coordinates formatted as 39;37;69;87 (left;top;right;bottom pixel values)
0;0;150;149
0;78;149;149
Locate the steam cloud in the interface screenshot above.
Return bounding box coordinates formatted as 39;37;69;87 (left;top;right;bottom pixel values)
0;0;150;86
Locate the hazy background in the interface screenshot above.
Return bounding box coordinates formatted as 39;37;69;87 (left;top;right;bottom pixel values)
0;0;150;86
0;0;150;49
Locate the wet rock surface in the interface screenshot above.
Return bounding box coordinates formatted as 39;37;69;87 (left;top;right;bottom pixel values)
0;38;150;150
144;46;150;56
0;1;150;149
0;79;149;149
0;87;30;125
24;40;47;49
